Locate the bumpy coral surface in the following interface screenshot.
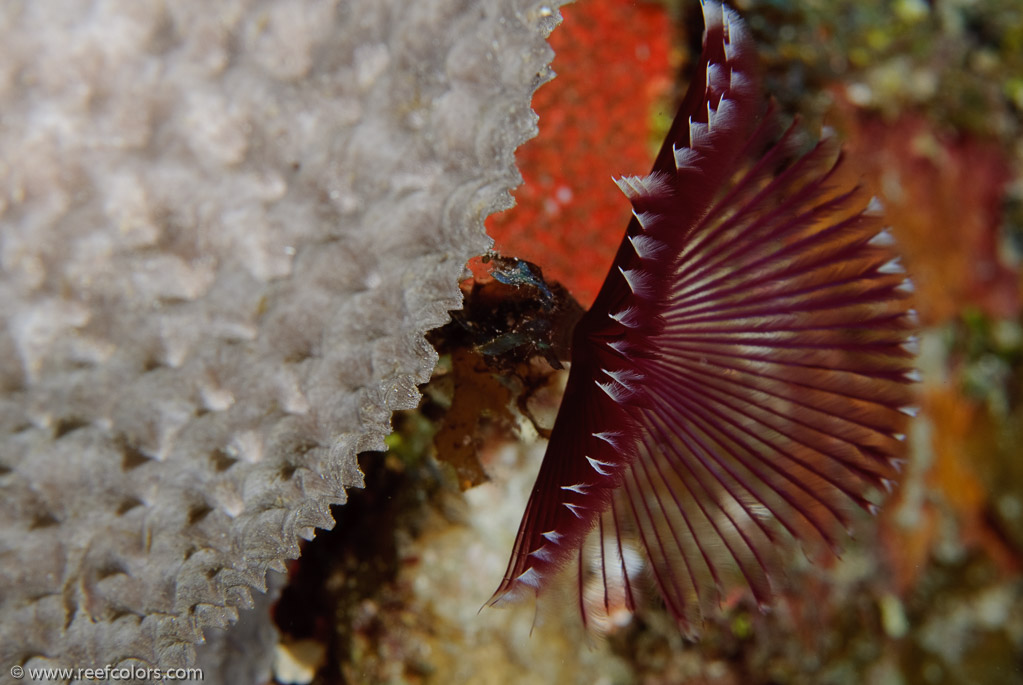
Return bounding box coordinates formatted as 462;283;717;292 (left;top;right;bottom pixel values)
0;0;560;676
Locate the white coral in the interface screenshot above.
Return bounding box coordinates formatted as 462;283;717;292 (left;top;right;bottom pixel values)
0;0;561;676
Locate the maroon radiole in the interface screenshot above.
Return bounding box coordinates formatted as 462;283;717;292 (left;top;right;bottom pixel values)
488;1;917;634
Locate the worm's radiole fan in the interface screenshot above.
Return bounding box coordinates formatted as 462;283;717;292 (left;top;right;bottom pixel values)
489;1;917;635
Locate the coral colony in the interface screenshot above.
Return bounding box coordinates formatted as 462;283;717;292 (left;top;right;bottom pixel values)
0;0;556;673
489;1;918;635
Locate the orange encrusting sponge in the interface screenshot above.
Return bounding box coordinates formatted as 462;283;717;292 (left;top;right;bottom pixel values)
485;0;674;308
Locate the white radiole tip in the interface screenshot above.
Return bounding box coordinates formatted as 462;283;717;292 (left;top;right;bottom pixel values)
865;196;885;216
700;2;724;39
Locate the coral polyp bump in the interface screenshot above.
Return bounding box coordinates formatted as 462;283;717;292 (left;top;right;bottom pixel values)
489;1;917;636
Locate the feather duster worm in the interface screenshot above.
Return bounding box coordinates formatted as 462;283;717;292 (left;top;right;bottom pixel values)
489;1;917;635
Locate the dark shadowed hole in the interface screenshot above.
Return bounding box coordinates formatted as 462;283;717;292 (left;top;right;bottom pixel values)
53;417;88;439
187;503;213;526
96;561;129;581
210;448;237;472
29;511;60;530
116;497;144;515
119;440;151;470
